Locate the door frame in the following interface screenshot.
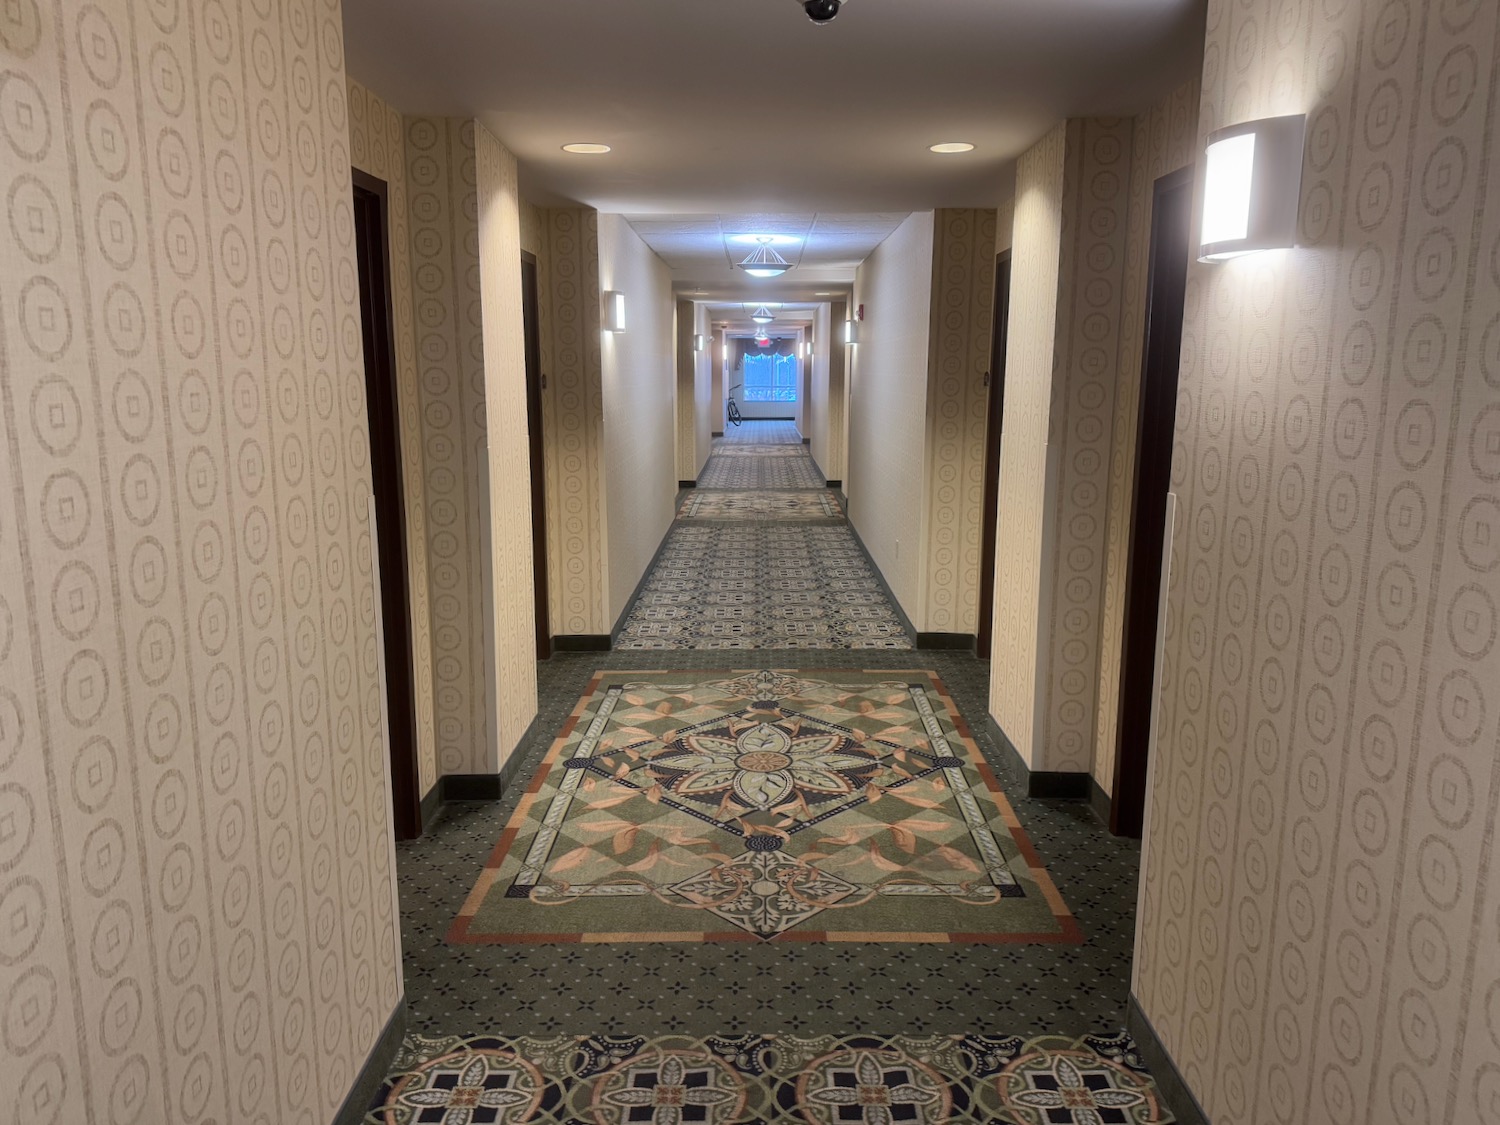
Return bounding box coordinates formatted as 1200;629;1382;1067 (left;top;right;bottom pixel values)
1109;164;1194;837
975;251;1012;660
519;251;551;659
352;168;423;840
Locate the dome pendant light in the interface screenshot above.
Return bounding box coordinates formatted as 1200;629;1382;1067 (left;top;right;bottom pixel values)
751;305;775;324
739;236;792;278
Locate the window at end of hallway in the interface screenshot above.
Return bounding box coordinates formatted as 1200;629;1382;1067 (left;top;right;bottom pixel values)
742;352;799;402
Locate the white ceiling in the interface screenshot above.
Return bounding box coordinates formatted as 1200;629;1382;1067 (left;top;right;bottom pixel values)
705;300;822;338
343;0;1206;214
629;213;905;302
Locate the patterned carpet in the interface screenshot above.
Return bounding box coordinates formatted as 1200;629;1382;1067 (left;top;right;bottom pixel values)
452;670;1076;944
678;491;844;522
718;420;803;444
365;1031;1173;1124
699;455;827;490
619;422;909;650
614;526;911;650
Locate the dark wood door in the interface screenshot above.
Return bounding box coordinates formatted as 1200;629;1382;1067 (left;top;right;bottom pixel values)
1110;165;1194;838
352;169;422;840
520;253;551;659
975;252;1012;660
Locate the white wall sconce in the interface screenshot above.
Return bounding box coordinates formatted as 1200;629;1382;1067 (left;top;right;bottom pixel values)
721;342;729;363
603;290;626;333
693;334;707;352
1199;114;1306;262
844;319;859;345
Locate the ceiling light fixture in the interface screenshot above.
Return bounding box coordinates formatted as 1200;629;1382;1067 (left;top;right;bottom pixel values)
727;233;801;246
751;306;775;324
929;142;976;154
562;143;611;154
739;236;792;278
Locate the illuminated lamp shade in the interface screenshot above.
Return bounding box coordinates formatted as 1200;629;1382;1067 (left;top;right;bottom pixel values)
739;237;793;278
843;318;859;345
602;290;626;333
1199;114;1306;262
694;334;707;352
751;306;775;325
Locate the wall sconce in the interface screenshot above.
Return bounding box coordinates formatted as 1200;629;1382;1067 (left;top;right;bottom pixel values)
1199;114;1305;262
693;334;707;352
603;290;626;333
844;319;859;345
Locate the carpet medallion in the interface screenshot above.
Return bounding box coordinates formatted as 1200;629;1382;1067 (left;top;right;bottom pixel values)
451;670;1077;944
366;1031;1171;1124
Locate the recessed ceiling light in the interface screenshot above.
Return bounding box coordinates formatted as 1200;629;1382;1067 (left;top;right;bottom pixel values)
815;291;835;296
562;143;611;154
929;142;976;154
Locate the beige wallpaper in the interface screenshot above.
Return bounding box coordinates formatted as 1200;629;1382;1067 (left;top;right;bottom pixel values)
710;326;725;432
1135;1;1500;1123
807;304;831;474
346;78;440;798
923;208;997;635
1040;118;1134;774
674;299;698;481
996;193;1015;255
599;213;677;625
474;124;538;770
536;207;608;636
827;298;849;482
404;115;494;777
692;303;712;473
848;212;937;625
990;122;1068;766
1091;78;1200;796
0;1;402;1120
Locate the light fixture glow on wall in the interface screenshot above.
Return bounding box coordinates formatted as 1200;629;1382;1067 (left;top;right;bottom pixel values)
693;333;707;352
844;319;859;345
1199;114;1305;262
751;306;775;324
603;290;626;333
739;236;793;278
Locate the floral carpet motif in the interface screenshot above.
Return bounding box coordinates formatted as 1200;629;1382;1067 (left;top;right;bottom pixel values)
366;1031;1171;1124
451;670;1077;943
678;491;844;522
614;525;911;650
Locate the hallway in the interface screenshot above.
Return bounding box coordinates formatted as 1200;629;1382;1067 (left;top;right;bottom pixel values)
6;0;1496;1122
370;421;1149;1117
617;421;911;650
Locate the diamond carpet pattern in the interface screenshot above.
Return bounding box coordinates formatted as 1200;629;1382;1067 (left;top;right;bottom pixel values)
452;670;1076;944
615;526;911;650
699;455;827;490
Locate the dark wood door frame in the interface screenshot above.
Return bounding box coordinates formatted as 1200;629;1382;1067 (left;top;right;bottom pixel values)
975;251;1012;660
519;252;551;660
1110;164;1194;838
352;168;423;841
